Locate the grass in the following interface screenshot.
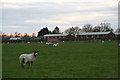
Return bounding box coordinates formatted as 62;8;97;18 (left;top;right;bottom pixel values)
2;41;118;78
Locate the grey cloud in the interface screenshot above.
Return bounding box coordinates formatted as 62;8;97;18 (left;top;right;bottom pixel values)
2;1;118;34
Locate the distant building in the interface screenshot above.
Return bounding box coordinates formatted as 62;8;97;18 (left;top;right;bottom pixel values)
10;37;21;40
47;39;60;43
77;32;115;39
114;33;120;38
43;34;67;39
43;32;118;40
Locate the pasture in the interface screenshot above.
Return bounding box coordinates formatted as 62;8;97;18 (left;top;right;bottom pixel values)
2;41;118;78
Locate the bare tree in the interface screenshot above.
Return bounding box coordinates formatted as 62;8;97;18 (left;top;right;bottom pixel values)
82;24;93;32
65;26;81;35
99;20;113;32
32;33;36;37
14;32;21;37
93;25;101;32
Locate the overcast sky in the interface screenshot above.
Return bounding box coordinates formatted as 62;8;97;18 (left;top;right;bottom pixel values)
0;0;119;34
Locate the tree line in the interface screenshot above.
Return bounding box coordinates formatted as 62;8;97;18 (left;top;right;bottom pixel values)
1;21;119;38
37;21;119;37
1;21;119;43
37;26;60;37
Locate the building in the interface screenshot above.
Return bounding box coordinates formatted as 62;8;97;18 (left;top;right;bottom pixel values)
77;32;115;39
43;32;119;42
114;33;120;38
10;37;21;40
43;34;67;39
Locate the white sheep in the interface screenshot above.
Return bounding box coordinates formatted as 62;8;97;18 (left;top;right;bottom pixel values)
46;42;53;45
118;43;120;47
53;43;59;47
19;51;39;68
102;41;104;43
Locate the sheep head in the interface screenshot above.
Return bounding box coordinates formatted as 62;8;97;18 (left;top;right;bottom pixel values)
33;51;39;57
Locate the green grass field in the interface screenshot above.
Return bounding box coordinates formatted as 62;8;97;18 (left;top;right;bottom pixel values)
2;41;118;78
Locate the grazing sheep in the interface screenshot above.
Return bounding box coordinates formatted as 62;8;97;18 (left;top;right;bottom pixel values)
53;43;59;47
19;51;39;68
102;41;104;43
46;42;53;45
27;42;30;43
118;43;120;47
108;39;111;41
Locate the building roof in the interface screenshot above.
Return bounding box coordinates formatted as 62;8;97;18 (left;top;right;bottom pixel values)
44;34;67;37
10;37;21;40
79;32;111;35
44;32;114;37
114;33;120;35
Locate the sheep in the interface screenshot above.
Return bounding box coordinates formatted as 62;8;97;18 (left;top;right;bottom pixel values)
45;42;49;45
102;41;104;43
46;42;53;45
53;43;59;47
118;43;120;47
27;42;30;43
19;51;39;68
108;39;111;41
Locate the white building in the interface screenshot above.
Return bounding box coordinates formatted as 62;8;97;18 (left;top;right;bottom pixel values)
10;37;21;40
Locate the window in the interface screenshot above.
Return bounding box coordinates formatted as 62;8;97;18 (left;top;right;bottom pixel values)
97;35;99;38
92;35;94;38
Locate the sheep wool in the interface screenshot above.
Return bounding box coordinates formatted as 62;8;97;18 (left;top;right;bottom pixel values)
19;51;39;68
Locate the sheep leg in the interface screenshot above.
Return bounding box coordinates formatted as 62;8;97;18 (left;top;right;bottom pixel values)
21;63;26;68
31;61;33;65
21;64;24;68
27;61;31;66
19;60;24;68
26;61;33;66
21;58;26;68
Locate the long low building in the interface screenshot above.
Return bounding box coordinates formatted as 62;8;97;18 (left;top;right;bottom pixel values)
43;34;67;39
76;32;115;39
43;32;119;40
114;33;120;37
10;37;21;40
